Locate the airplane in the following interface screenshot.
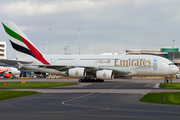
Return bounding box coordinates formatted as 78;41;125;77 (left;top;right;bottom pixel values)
1;21;179;82
0;66;20;78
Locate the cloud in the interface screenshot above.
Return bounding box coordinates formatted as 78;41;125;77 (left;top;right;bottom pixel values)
0;0;107;16
18;26;29;31
2;0;180;57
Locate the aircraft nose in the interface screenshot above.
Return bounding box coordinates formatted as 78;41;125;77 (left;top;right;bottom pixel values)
169;65;179;74
17;70;21;74
174;66;179;73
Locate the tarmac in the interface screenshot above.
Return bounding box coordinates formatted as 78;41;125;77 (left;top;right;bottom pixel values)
0;78;180;120
2;78;180;94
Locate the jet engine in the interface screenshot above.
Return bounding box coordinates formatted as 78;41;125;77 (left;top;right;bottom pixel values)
4;73;11;78
68;68;86;77
96;70;114;80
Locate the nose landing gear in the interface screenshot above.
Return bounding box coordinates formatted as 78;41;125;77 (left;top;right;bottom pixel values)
164;78;169;83
164;75;173;83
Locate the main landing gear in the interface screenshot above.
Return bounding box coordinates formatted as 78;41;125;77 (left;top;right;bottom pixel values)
79;78;104;82
164;78;169;83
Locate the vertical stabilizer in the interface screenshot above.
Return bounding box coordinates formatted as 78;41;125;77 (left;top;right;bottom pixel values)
2;21;50;65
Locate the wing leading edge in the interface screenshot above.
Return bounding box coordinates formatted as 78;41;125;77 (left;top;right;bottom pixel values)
38;65;131;76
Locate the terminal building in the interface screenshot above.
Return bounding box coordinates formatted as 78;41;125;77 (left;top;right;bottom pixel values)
0;42;6;59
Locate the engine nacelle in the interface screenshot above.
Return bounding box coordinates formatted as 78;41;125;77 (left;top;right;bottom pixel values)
68;68;86;77
5;73;11;78
96;70;114;80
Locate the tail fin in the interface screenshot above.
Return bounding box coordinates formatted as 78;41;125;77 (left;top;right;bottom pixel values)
2;21;50;65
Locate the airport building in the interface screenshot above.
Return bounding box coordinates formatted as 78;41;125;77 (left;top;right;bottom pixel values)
0;42;6;59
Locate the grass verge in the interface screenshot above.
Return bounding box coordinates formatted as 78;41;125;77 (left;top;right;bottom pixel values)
159;83;180;89
140;92;180;105
0;82;77;89
0;82;77;101
0;91;40;101
140;83;180;105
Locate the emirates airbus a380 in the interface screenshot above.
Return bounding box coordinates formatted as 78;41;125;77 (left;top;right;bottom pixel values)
1;21;179;82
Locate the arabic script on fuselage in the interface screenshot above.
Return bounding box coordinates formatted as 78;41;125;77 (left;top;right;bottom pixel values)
95;60;111;64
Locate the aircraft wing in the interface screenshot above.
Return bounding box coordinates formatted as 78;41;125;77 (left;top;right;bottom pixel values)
0;59;33;65
39;65;71;71
113;69;131;76
0;59;131;76
39;65;131;76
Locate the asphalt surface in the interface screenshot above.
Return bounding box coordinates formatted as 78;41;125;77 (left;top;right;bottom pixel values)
0;78;180;120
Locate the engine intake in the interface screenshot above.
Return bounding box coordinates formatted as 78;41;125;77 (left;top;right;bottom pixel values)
68;68;86;77
96;70;114;80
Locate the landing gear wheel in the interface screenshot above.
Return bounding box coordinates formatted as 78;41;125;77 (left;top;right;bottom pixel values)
164;79;169;83
79;79;83;82
88;79;95;82
95;79;104;82
95;79;100;82
100;80;104;82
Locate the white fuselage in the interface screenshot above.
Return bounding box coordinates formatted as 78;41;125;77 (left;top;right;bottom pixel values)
0;67;20;75
22;54;179;77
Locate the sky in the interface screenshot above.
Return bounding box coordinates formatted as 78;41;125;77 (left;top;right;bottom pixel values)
0;0;180;59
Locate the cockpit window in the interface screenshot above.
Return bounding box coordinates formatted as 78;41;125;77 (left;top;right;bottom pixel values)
169;63;175;65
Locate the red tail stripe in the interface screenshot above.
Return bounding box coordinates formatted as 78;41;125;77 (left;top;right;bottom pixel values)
18;35;50;65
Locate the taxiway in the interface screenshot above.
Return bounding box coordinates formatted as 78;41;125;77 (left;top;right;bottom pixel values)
0;78;180;120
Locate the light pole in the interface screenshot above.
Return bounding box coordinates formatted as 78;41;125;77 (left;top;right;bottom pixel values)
45;41;48;54
77;28;82;54
90;46;93;55
49;27;53;54
173;39;175;63
63;45;69;55
102;48;106;53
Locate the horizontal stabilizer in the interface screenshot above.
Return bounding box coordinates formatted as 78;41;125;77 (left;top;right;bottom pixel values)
0;59;33;65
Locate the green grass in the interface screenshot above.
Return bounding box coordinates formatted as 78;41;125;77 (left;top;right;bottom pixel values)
140;92;180;105
140;83;180;105
0;82;77;89
160;83;180;89
0;82;77;101
0;91;39;101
